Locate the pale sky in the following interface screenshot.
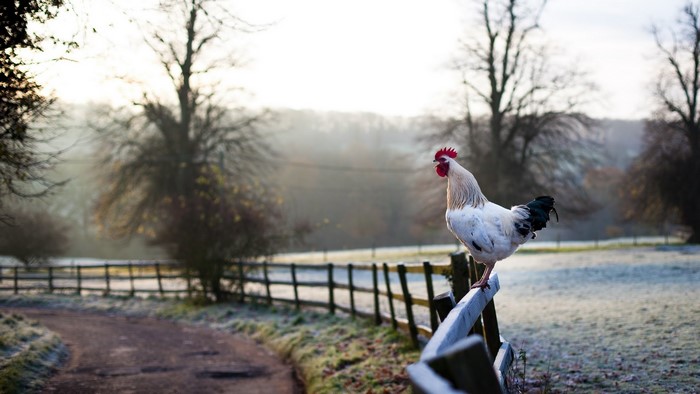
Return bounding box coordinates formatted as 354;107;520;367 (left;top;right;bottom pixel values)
30;0;690;120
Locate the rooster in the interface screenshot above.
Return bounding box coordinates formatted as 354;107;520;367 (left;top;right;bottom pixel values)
433;147;558;290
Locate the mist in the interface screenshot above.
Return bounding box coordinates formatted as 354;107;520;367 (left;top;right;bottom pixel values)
32;104;652;259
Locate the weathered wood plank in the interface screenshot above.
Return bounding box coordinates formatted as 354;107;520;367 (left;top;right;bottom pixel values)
426;335;502;394
383;263;397;330
398;264;419;348
482;298;501;359
420;273;500;362
290;263;300;310
451;253;470;303
423;261;439;333
493;340;514;393
406;362;464;394
372;263;381;325
434;291;456;322
327;263;335;314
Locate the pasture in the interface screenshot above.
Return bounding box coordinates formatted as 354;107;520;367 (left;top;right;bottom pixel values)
281;243;700;392
2;242;698;392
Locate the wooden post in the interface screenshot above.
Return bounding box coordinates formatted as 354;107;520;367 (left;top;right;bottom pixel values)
327;263;335;315
398;264;419;348
451;253;470;302
155;263;164;297
237;261;245;303
128;263;135;297
263;261;272;305
383;263;397;330
468;256;485;336
13;266;18;294
433;291;456;322
372;263;381;325
423;261;438;333
348;263;356;318
76;265;82;295
104;264;111;295
425;336;502;393
482;298;501;360
48;267;54;294
185;266;192;299
291;263;300;310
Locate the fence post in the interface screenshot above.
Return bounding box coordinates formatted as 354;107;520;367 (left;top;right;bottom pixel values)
13;266;18;294
327;263;335;315
76;266;82;295
423;261;439;333
482;297;501;360
155;263;164;297
263;261;272;305
128;263;135;296
451;252;470;302
398;264;419;348
382;263;397;330
237;261;245;303
372;263;381;325
348;263;356;318
433;291;457;321
103;264;110;295
48;267;54;294
291;263;300;310
468;256;485;337
185;266;192;299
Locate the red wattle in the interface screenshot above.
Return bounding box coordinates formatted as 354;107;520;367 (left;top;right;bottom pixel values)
435;164;447;177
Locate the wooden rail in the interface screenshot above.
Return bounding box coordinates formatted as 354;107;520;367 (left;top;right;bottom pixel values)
407;253;514;393
0;256;458;347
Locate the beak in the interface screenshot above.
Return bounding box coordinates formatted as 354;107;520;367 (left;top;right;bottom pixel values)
432;159;438;163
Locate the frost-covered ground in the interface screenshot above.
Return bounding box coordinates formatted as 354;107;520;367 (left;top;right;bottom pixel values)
2;243;698;392
274;245;700;393
492;247;700;393
267;244;700;392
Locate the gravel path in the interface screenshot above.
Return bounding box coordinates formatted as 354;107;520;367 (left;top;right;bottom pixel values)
3;308;302;394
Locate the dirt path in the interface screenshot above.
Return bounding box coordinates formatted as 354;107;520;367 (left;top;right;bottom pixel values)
3;308;302;394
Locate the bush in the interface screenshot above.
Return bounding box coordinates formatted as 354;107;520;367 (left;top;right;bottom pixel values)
0;208;69;266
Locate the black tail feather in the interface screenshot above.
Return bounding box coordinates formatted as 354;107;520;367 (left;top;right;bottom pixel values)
526;196;558;232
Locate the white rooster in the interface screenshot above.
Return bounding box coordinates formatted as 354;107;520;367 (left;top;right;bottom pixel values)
433;147;558;289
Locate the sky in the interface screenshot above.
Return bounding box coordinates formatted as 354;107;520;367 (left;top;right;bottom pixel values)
30;0;691;120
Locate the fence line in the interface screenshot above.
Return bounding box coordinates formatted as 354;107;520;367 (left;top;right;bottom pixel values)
0;257;468;346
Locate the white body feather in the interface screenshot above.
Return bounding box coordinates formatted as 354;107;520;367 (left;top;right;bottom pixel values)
446;202;530;265
438;154;535;267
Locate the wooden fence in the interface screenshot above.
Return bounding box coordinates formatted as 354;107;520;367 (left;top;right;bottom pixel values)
0;255;486;347
407;255;514;393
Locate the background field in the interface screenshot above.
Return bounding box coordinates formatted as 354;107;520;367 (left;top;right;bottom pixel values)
282;243;700;392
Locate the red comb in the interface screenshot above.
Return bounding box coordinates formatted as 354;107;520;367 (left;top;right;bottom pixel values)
434;147;457;161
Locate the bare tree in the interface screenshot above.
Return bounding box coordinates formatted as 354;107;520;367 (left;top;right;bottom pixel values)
622;2;700;243
424;0;599;228
0;1;73;219
94;0;288;300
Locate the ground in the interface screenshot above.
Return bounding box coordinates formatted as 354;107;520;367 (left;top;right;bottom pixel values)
1;307;302;394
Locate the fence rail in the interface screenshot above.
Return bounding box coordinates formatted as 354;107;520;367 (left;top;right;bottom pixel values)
0;256;466;346
407;254;514;393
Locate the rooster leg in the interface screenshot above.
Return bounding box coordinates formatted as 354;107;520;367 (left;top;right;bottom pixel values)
470;264;493;290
